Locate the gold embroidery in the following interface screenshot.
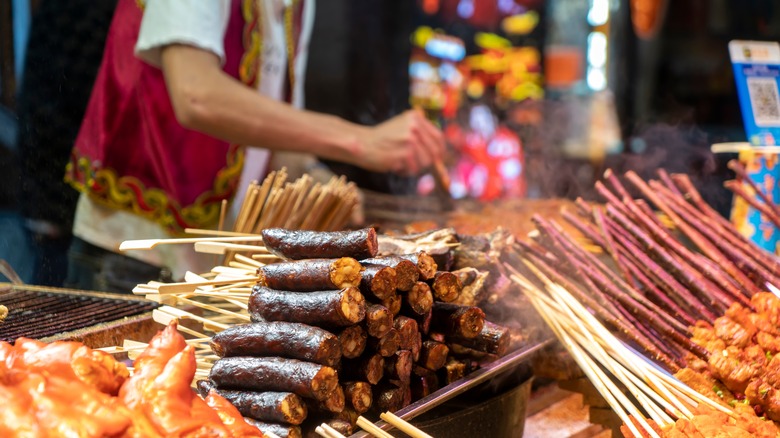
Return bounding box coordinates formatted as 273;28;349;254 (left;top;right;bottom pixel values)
66;145;244;234
239;0;262;87
135;0;145;10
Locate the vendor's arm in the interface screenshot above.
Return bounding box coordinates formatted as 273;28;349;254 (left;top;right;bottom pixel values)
159;45;442;175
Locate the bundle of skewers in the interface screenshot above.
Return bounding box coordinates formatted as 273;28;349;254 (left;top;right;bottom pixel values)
505;168;780;435
505;260;750;438
121;226;522;438
229;169;360;235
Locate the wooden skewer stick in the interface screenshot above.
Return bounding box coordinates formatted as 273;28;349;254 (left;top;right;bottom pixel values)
185;228;257;237
380;412;432;438
356;416;394;438
320;424;348;438
148;277;258;295
194;242;270;255
119;235;265;251
264;432;282;438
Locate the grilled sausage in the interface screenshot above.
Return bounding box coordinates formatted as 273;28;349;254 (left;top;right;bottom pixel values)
359;265;397;300
430;302;485;339
261;228;378;260
209;357;338;401
361;257;419;291
197;382;308;425
258;258;363;291
449;321;511;356
404;281;434;315
363;304;393;338
430;271;462;303
210;321;341;367
368;328;400;358
337;325;367;359
342;382;372;414
418;340;449;371
384;350;413;383
250;286;366;327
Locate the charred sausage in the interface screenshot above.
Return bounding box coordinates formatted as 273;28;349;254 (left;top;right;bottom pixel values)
261;228;378;260
209;357;338;401
250;286;366;327
258;258;363;291
210;321;341;367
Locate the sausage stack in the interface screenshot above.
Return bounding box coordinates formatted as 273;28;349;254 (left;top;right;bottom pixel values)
198;228;514;438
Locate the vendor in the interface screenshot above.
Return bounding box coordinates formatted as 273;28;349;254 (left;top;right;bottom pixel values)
63;0;444;293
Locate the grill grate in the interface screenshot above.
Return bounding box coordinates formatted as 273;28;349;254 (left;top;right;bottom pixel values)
0;288;159;343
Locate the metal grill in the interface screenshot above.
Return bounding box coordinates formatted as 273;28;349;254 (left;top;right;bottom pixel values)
0;287;159;343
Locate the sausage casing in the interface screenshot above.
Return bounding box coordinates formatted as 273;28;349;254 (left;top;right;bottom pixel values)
261;228;378;260
210;321;341;367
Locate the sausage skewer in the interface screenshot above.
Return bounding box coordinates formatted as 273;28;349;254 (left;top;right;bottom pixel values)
363;304;394;338
448;321;511;357
197;381;308;425
250;286;366;327
359;265;397;300
418;340;450;371
209;357;338;401
210;321;341;367
261;228;378;260
258;258;363;291
430;271;462;303
430;302;485;339
343;382;373;414
337;325;367;359
361;257;419;291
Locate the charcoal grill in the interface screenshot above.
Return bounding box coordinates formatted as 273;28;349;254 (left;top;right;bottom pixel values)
0;283;161;347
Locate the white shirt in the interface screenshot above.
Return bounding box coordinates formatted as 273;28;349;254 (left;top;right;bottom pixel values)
73;0;316;280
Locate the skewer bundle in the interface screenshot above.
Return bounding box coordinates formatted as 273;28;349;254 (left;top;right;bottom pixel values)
231;169;360;236
510;169;780;373
506;260;732;438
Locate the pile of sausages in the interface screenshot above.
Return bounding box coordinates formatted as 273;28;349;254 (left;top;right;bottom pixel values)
198;228;514;438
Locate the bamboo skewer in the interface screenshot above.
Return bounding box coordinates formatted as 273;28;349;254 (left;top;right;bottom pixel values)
506;255;736;437
317;424;347;438
356;416;394;438
379;412;432;438
119;235;265;251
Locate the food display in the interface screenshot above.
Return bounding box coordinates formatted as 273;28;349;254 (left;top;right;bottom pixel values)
175;226;525;437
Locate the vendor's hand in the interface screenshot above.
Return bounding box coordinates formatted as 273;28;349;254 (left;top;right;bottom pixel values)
360;109;445;175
